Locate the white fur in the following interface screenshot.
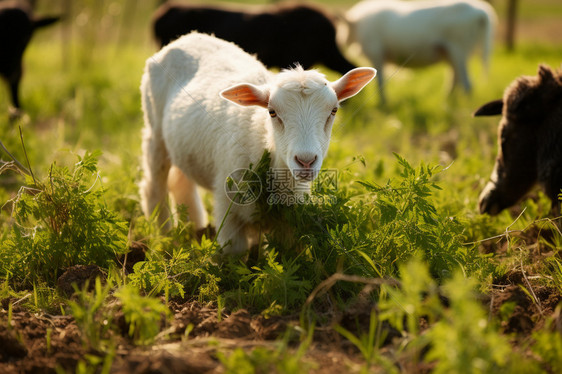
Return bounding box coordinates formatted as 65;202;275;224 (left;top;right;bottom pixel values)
344;0;497;103
140;32;375;254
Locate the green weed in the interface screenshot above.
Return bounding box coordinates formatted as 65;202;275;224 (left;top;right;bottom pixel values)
127;233;221;302
218;327;314;374
425;272;513;373
0;151;128;287
531;305;562;373
225;250;311;316
68;277;114;351
114;283;171;345
377;260;539;373
334;310;396;372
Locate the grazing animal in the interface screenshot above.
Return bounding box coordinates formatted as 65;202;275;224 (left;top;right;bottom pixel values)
151;2;357;76
140;33;375;254
0;1;59;115
343;0;497;104
474;65;562;216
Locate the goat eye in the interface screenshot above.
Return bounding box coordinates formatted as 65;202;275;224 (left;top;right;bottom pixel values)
331;107;338;115
269;109;277;118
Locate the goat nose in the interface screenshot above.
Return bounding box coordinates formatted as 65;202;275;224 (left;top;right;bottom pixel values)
295;155;317;169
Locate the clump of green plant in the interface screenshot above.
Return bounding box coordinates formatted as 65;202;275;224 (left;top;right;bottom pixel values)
546;258;562;293
531;305;562;373
379;259;441;338
0;151;128;287
69;275;172;348
223;249;312;316
115;283;171;345
127;216;222;303
127;239;221;303
213;152;493;314
334;308;397;373
218;327;314;374
356;154;488;279
68;277;115;351
375;259;536;373
425;272;513;373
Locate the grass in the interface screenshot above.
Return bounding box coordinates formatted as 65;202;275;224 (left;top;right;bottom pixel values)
1;0;561;372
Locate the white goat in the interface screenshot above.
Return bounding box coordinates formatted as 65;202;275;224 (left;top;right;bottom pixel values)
343;0;497;104
140;32;375;254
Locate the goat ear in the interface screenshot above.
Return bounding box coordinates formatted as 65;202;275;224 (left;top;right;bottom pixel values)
33;16;60;29
473;99;503;117
331;67;376;102
538;64;554;82
220;84;269;108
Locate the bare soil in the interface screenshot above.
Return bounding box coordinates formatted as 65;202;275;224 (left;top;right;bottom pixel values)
0;300;369;373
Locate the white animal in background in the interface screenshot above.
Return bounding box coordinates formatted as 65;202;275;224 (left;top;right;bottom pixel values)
342;0;497;104
140;32;375;254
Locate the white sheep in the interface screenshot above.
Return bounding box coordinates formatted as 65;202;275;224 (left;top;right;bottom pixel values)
342;0;497;104
140;32;375;254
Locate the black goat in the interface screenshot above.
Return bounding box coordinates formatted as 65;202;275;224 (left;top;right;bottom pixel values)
0;1;59;115
475;65;562;217
152;2;356;76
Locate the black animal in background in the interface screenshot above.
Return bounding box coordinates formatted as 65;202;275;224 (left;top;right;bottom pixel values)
474;65;562;217
0;1;59;115
152;2;357;76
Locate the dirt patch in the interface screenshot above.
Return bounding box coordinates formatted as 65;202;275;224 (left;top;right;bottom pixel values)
0;308;84;374
490;282;561;335
488;261;562;341
0;301;366;374
483;219;562;341
57;264;106;297
1;281;560;373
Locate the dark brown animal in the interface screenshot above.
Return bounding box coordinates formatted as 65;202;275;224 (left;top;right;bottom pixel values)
152;2;357;76
0;1;59;114
474;64;562;216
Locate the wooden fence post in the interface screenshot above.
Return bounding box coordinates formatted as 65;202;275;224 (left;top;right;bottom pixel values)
506;0;518;51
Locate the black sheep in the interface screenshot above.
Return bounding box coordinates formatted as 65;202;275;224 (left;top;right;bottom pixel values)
0;1;59;115
152;2;356;76
474;65;562;216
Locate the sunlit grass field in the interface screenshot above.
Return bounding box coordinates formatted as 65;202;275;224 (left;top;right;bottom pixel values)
0;0;561;372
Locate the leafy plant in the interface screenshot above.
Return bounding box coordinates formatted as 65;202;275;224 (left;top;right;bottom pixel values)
376;259;529;373
425;272;512;373
0;151;128;287
67;277;114;351
224;249;311;315
356;153;485;280
334;309;397;372
114;283;171;345
217;327;314;374
217;153;492;316
531;305;562;373
379;259;441;337
127;235;221;302
546;258;562;293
